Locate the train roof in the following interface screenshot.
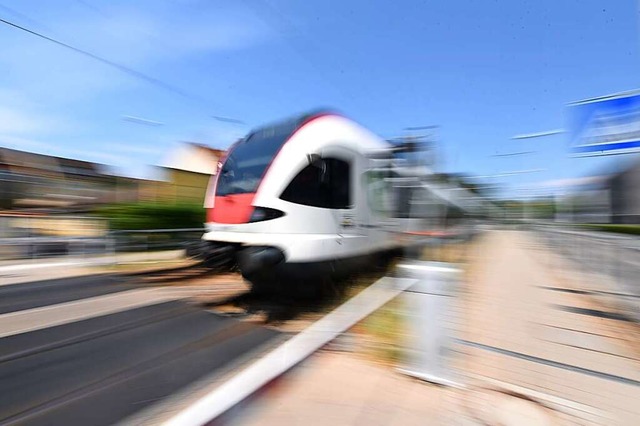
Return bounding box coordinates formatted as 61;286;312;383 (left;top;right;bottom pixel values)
246;109;336;138
240;109;389;156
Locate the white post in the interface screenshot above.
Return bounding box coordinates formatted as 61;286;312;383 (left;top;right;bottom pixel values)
396;261;461;386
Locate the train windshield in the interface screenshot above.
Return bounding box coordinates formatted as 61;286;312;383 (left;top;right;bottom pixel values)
216;119;299;196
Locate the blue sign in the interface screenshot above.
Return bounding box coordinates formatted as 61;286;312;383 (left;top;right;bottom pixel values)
568;91;640;156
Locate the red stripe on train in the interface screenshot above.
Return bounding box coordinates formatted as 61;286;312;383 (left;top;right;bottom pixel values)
208;193;256;224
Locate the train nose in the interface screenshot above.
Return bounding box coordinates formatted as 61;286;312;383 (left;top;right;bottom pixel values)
238;246;285;277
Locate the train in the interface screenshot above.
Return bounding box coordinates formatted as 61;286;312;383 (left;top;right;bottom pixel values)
201;110;411;294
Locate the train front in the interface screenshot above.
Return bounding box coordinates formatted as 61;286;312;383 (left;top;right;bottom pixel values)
201;121;295;279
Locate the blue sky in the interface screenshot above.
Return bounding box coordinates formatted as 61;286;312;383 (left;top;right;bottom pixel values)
0;0;639;196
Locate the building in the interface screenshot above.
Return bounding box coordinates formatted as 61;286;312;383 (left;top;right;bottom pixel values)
557;159;640;224
0;142;227;210
609;159;640;224
0;147;168;211
0;147;115;210
158;142;225;205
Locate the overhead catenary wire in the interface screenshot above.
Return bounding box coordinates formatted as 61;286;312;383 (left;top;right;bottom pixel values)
0;16;212;107
491;151;535;157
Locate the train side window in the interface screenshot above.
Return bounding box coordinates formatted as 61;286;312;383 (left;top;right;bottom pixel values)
280;158;351;209
364;170;393;215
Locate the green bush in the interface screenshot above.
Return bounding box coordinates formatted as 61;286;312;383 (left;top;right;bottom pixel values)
580;224;640;236
93;202;205;230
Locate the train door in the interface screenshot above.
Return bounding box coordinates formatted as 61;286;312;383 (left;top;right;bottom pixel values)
314;146;359;240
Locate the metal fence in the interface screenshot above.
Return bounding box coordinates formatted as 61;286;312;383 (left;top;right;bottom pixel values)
0;226;205;262
534;224;640;322
0;236;110;260
108;228;205;253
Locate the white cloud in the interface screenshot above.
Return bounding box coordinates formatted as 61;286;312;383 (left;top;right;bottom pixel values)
532;176;607;189
0;106;73;135
0;135;51;153
109;143;162;156
0;1;269;176
0;2;273;104
60;148;128;165
0;135;126;165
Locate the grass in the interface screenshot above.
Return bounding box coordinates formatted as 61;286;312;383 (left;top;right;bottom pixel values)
580;224;640;236
343;240;474;366
421;241;471;263
353;297;407;366
93;202;205;230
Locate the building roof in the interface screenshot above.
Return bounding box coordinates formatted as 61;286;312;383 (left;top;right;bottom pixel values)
0;147;63;178
160;142;225;175
0;147;107;181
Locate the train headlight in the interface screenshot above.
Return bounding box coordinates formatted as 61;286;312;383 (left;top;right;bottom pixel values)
249;207;285;223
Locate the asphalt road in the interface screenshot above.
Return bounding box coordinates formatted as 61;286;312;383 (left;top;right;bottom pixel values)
0;295;279;425
0;274;136;315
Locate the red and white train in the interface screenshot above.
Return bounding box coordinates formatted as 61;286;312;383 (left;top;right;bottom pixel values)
202;110;405;292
